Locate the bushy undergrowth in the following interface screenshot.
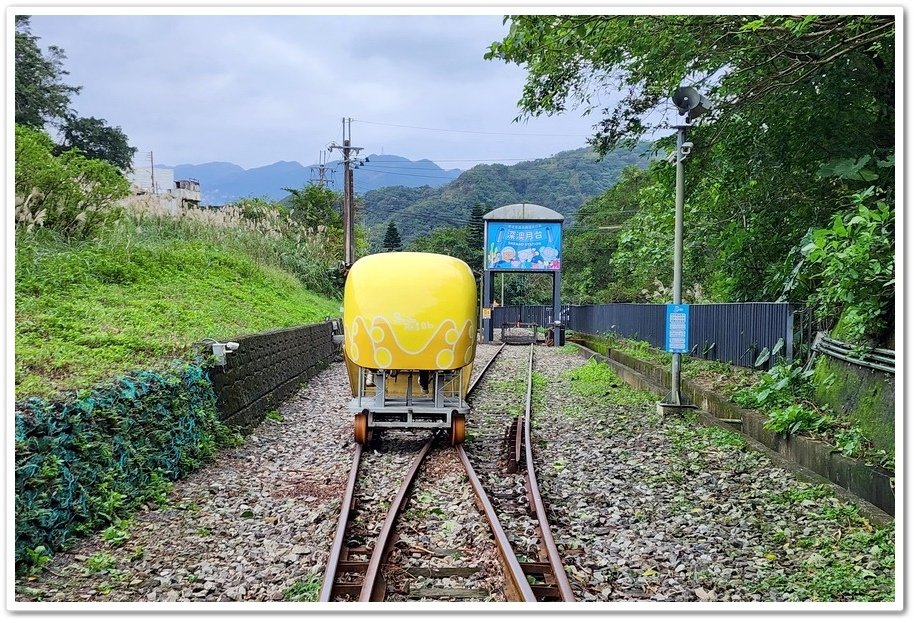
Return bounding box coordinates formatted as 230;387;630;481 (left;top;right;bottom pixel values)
15;125;131;240
15;360;242;574
121;198;343;298
570;332;891;469
733;362;892;468
15;125;346;400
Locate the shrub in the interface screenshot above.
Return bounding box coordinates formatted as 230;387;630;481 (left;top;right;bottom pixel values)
14;360;238;574
799;187;894;344
120;199;340;298
732;362;814;409
764;403;833;436
15;124;130;240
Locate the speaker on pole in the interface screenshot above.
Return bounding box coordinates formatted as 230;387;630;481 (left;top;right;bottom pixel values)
672;86;700;116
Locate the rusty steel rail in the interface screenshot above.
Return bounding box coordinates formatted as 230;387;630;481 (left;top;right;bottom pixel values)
321;342;573;602
320;345;504;601
455;445;536;602
467;342;575;601
319;444;363;601
460;341;537;601
520;344;576;601
320;436;435;601
359;436;435;601
468;342;505;394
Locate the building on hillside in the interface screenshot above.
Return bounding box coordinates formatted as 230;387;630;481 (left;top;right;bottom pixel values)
126;165;173;195
125;162;201;213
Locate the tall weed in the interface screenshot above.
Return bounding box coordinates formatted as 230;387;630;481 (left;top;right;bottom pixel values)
15;124;130;240
114;199;341;297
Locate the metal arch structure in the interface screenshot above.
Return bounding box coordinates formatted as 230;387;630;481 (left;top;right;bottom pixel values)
481;203;564;344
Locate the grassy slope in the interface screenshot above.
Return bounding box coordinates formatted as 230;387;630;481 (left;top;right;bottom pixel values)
15;235;341;400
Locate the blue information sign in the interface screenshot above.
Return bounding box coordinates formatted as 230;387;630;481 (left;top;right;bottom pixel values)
665;304;690;353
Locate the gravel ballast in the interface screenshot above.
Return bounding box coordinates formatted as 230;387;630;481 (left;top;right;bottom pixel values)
15;344;895;605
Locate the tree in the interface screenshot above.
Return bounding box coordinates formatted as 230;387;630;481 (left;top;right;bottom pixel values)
487;15;893;155
487;15;896;328
467;204;485;246
465;203;486;269
57;116;137;171
383;220;403;251
14;16;81;129
15;124;131;240
406;226;473;265
281;183;343;230
562;166;656;302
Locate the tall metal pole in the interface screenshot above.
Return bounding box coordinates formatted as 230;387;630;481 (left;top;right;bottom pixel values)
670;124;687;405
342;117;353;266
329;118;361;267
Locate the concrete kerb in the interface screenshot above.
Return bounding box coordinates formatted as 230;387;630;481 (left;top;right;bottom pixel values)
565;342;894;526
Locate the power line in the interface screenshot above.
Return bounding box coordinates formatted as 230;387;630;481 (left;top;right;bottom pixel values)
354;154;605;167
352;118;589;138
357;167;459;180
355;163;462;171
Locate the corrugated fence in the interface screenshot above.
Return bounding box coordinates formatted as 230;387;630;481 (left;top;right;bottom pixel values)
493;303;798;369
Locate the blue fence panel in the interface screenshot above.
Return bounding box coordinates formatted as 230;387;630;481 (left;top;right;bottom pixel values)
497;302;796;370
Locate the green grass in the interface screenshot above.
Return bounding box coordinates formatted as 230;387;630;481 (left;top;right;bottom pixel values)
15;231;341;399
84;551;117;573
564;358;656;406
751;513;895;601
283;574;323;602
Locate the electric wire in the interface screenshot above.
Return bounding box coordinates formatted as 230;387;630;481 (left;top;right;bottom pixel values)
351;118;589;138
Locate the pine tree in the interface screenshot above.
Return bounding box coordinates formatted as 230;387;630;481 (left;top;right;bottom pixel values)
467;203;485;249
465;203;486;269
383;220;403;251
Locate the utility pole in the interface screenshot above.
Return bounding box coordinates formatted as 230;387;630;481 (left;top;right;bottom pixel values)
328;117;364;267
658;85;712;415
669;122;687;405
310;151;331;188
342;119;353;266
149;151;156;193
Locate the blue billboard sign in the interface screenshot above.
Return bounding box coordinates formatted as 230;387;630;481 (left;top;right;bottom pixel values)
665;304;690;353
485;221;562;270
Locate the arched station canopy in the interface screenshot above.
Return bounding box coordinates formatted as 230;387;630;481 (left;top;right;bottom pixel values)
483;203;565;222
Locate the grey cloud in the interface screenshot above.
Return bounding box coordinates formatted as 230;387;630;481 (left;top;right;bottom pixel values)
26;14;605;169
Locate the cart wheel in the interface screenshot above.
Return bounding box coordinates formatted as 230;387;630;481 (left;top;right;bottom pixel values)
450;414;466;446
354;411;369;445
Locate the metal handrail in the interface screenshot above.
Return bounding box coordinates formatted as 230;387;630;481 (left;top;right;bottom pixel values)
814;332;895;375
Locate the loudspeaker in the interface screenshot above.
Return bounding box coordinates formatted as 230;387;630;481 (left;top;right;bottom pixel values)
672;86;700;115
688;94;713;121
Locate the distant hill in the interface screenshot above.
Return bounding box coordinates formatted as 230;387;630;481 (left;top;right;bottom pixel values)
167;155;461;205
363;145;652;247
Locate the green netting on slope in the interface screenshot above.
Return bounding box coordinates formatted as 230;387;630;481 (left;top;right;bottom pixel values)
14;360;234;572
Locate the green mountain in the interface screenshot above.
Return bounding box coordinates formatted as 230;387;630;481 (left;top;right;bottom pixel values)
361;146;651;247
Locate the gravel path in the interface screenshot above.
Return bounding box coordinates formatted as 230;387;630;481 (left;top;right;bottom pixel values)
528;346;894;602
15;344;894;604
16;363;354;603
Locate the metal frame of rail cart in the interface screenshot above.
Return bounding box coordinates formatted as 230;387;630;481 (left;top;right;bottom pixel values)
350;368;470;433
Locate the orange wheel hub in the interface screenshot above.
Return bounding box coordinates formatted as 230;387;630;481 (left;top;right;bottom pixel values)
354;411;369;445
450;414;466;446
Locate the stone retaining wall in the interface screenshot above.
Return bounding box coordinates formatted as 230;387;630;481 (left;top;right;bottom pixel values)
208;321;340;431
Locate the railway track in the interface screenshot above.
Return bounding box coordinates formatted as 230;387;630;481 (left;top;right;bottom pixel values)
319;343;574;602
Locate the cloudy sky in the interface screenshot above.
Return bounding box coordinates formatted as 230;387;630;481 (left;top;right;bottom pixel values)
22;9;633;172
